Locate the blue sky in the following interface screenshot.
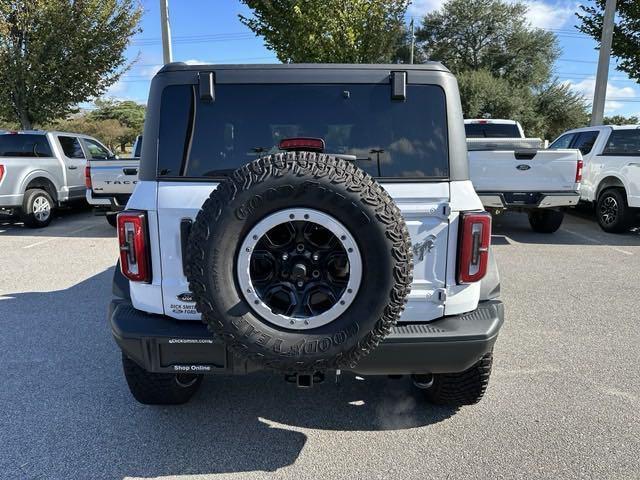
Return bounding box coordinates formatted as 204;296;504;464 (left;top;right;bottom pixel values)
108;0;640;119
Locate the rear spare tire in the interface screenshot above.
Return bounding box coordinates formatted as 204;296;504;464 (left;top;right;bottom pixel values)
185;153;413;373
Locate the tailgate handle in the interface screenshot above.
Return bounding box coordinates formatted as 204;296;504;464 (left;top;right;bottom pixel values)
123;168;138;175
514;150;537;160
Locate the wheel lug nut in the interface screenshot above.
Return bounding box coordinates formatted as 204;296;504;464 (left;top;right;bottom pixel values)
296;244;305;252
312;270;320;278
297;281;304;288
282;253;288;261
312;253;319;261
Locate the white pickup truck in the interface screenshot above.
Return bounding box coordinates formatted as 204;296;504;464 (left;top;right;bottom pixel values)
86;135;141;226
549;125;640;232
466;119;582;233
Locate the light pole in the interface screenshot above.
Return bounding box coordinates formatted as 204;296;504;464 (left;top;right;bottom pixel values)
591;0;617;126
160;0;173;64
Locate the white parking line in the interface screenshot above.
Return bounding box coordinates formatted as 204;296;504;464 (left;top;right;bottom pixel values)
563;228;634;256
22;224;98;249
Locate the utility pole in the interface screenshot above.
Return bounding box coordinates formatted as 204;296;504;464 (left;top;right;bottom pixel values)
409;18;415;65
591;0;617;126
160;0;173;64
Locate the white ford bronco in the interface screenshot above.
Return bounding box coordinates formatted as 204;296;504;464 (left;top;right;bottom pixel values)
110;63;504;408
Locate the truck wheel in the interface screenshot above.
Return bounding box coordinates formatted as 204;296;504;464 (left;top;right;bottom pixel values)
597;188;631;233
21;188;54;228
527;209;564;233
186;153;413;373
106;212;118;228
420;353;493;406
121;354;203;405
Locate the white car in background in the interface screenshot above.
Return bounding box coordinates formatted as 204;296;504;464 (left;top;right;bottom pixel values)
549;125;640;232
466;119;581;233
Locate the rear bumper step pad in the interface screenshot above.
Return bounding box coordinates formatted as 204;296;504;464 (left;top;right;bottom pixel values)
110;299;504;375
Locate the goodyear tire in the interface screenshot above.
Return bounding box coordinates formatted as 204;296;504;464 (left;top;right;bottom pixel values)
186;153;413;373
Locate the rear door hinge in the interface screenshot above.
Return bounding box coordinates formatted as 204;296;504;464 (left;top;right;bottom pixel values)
430;288;447;304
441;203;451;218
199;72;215;102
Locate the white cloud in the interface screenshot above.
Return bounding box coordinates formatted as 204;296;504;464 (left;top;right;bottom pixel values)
565;76;638;113
407;0;446;16
522;1;577;29
408;0;578;29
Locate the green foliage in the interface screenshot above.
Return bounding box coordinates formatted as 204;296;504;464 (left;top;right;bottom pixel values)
0;0;142;129
414;0;588;139
89;99;145;146
603;114;640;125
577;0;640;83
239;0;410;63
51;116;127;151
416;0;559;87
457;70;534;122
531;81;590;139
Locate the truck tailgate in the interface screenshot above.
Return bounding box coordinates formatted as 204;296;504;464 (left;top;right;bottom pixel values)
469;149;581;192
89;159;139;195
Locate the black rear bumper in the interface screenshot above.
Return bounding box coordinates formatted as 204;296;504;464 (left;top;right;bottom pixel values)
110;299;504;375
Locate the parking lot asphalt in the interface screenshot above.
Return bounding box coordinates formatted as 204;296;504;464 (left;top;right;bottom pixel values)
1;208;638;480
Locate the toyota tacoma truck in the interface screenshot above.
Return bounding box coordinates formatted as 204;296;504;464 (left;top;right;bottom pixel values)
466;122;582;233
0;130;95;227
110;63;504;408
86;135;141;227
549;125;640;232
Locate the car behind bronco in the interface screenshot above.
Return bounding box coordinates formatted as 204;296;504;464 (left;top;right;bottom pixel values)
110;63;504;408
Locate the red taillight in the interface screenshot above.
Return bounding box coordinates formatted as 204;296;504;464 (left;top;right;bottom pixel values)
457;212;492;284
279;137;325;152
117;211;151;283
85;164;92;188
0;165;4;182
575;159;583;183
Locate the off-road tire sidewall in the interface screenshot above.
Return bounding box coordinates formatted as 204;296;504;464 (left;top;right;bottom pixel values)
186;153;413;372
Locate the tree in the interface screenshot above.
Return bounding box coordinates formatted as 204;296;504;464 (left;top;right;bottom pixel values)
49;116;127;152
577;0;640;83
414;0;589;139
603;114;640;125
239;0;410;63
457;70;535;122
416;0;559;87
89;99;145;150
0;0;141;129
532;81;590;139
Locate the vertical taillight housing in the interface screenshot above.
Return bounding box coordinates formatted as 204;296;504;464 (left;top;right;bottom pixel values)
575;159;583;183
457;212;492;284
117;211;151;283
0;165;5;182
85;164;92;188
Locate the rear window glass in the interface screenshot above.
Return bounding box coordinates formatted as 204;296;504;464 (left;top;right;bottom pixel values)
0;134;53;157
158;84;449;179
603;129;640;156
465;123;520;138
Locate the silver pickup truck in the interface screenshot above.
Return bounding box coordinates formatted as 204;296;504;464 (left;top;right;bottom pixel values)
0;130;106;227
86;135;141;227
